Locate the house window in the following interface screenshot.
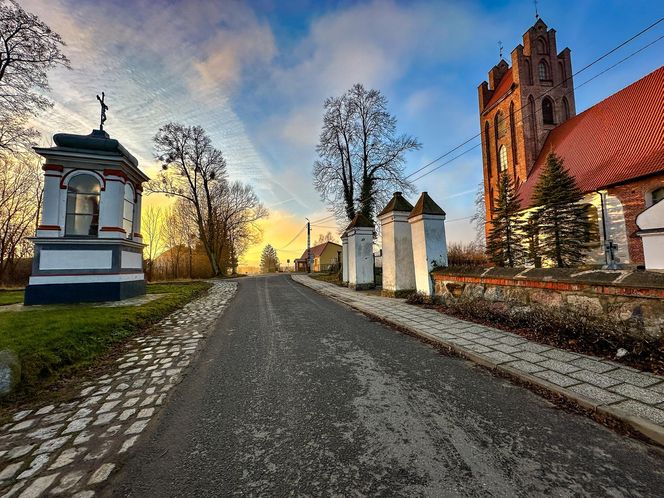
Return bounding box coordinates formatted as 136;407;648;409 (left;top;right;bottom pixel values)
498;145;508;172
542;97;555;125
583;204;600;244
65;174;101;237
538;60;550;81
123;183;135;238
495;111;507;138
652;187;664;205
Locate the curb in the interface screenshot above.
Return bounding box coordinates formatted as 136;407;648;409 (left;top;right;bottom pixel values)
294;277;664;448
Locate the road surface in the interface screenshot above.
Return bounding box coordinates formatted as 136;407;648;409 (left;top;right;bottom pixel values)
107;274;664;497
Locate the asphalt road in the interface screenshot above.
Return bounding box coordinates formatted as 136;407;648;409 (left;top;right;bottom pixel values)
107;274;664;497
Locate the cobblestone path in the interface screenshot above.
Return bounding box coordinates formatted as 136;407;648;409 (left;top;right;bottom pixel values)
0;281;236;497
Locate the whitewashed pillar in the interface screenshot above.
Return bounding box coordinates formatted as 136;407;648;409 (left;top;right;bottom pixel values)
133;187;143;243
341;231;349;284
378;192;416;297
36;164;64;237
408;192;447;296
345;214;375;290
99;170;125;239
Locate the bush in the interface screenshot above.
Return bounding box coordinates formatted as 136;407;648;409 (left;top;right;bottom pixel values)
447;242;488;267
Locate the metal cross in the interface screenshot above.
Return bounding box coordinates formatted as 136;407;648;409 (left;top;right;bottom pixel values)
534;0;539;19
96;92;109;131
498;41;504;60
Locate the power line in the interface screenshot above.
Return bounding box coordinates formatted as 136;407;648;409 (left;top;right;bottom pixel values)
277;223;306;250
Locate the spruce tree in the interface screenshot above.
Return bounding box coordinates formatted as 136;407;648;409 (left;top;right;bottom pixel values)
260;244;280;273
531;152;590;267
486;171;524;267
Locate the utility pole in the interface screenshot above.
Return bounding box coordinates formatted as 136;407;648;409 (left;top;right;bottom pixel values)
306;218;312;273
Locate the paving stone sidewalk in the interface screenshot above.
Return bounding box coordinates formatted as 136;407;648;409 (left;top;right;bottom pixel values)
0;281;237;497
293;275;664;446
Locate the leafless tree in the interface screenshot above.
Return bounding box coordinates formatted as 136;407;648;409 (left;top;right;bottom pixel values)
313;83;420;224
147;123;227;276
0;151;43;283
142;206;164;281
0;0;70;151
315;232;336;244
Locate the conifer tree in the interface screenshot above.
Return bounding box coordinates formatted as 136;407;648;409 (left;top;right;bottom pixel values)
260;244;280;273
531;152;590;267
486;171;524;267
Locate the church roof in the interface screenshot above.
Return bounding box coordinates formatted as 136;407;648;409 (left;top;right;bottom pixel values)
484;67;514;110
518;66;664;207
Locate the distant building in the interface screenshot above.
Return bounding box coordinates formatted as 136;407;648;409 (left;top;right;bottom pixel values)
294;241;342;272
478;18;664;267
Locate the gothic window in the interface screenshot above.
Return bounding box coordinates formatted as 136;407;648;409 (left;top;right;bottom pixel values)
583;204;600;244
651;187;664;205
536;37;548;54
495;111;506;138
542;97;555;125
123;183;135;238
509;102;518;165
538;60;550;81
498;145;508;172
528;95;537;137
562;97;570;122
65;174;101;237
559;61;567;87
525;59;533;85
484;121;492;177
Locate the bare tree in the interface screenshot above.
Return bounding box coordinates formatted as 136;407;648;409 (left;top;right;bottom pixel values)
313;83;420;224
142;206;164;281
315;232;336;244
0;151;43;283
147;123;227;276
0;0;70;151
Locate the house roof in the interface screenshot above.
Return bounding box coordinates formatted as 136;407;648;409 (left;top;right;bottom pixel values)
409;192;446;218
485;67;514;110
377;192;414;216
296;241;342;261
518;66;664;207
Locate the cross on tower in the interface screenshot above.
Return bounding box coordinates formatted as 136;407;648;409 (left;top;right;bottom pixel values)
498;41;504;60
96;92;109;131
534;0;539;19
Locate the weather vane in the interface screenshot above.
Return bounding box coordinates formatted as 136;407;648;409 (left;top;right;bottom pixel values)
498;41;504;60
96;92;108;131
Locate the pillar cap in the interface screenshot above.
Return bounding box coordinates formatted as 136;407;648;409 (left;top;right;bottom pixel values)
408;192;446;219
344;213;374;232
377;191;414;217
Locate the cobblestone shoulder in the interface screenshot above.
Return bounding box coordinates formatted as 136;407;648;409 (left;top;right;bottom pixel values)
293;275;664;447
0;281;237;497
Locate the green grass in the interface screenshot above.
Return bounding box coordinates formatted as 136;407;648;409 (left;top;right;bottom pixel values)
0;281;211;401
0;290;24;306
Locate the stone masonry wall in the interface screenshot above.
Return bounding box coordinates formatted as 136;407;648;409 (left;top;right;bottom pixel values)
433;269;664;339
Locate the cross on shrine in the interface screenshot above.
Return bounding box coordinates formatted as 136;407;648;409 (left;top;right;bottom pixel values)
96;92;109;131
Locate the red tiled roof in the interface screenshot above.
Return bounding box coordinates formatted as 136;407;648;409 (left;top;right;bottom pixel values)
518;66;664;207
485;68;514;110
296;241;342;261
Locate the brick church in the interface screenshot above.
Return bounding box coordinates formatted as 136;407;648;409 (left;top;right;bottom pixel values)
478;18;664;268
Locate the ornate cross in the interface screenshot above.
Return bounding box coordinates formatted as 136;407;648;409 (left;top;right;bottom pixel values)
96;92;109;131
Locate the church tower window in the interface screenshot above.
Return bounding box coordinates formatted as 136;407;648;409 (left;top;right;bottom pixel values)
528;95;537;137
562;97;570;122
495;111;506;138
484;121;492;177
525;59;533;85
536;37;548;54
538;60;550;81
498;145;508;172
542;97;555;124
509;102;518;164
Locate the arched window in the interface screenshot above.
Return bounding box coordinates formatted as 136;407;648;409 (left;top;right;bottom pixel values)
495;111;506;138
538;60;550;81
562;97;570;122
651;187;664;205
484;121;492;178
65;174;101;237
123;183;135;238
498;145;508;172
525;59;533;85
583;204;600;244
542;97;555;125
528;95;537;137
509;102;518;165
536;37;548;54
559;62;567;87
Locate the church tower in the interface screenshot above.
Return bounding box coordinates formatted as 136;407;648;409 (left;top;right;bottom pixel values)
478;18;576;225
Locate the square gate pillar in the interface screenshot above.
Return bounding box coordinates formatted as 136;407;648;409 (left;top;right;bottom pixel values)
345;213;375;290
378;192;415;297
341;231;349;285
408;192;447;296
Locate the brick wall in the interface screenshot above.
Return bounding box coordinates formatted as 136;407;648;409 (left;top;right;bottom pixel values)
608;174;664;265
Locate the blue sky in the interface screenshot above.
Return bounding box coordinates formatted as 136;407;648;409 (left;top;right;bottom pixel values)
24;0;664;262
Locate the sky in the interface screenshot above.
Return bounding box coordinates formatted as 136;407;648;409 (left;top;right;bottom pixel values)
22;0;664;266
